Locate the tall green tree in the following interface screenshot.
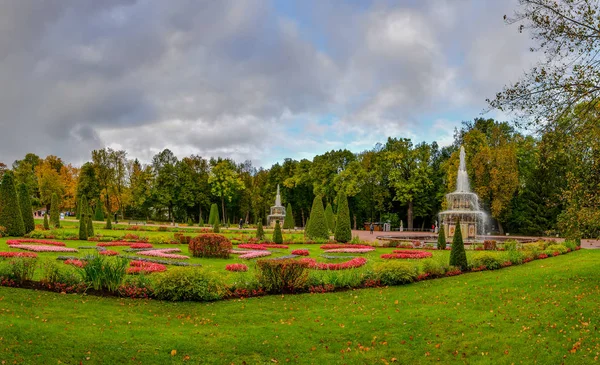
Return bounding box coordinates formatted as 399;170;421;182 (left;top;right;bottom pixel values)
18;183;35;234
283;203;295;229
78;212;88;240
449;222;468;270
49;193;60;228
306;196;328;241
94;198;104;221
209;159;245;224
151;149;179;221
76;162;100;219
324;203;334;232
208;204;219;226
334;191;352;243
256;220;265;240
273;220;283;244
437;226;446;250
0;172;26;236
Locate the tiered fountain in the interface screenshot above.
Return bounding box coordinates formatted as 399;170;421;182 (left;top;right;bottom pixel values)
438;146;486;241
267;184;286;227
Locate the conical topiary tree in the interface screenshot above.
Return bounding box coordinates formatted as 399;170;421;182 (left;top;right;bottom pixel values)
87;214;95;237
199;216;204;226
49;193;60;228
75;201;80;220
0;172;26;237
17;183;35;234
208;204;219;225
43;213;50;230
78;213;88;240
449;221;468;270
306;196;329;241
105;216;112;230
213;219;220;233
273;220;283;244
325;203;335;233
437;225;446;250
256;220;265;240
283;203;295;230
94;198;104;221
334;191;352;243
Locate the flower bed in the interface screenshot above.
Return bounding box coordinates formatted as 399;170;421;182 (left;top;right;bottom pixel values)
137;248;189;260
291;249;309;256
7;239;66;247
64;259;86;268
319;244;372;250
299;257;367;270
130;243;153;249
324;248;375;253
238;244;289;250
97;242;151;247
99;250;119;256
0;252;38;258
381;250;433;259
9;245;78;253
127;260;167;274
225;263;248;272
239;251;272;260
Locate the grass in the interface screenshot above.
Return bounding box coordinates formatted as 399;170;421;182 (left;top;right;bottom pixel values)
0;250;598;364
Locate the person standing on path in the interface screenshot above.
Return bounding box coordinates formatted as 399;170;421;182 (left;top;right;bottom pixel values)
239;218;244;229
370;223;374;235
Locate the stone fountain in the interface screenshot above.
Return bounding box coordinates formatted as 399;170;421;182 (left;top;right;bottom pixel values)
267;184;286;227
438;146;486;240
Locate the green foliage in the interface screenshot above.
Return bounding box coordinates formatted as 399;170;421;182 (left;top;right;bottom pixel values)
437;226;446;250
199;216;204;226
0;172;26;236
504;239;518;251
374;261;418;285
94;198;104;221
325;203;334;232
273;220;283;244
154;267;227;301
306;196;329;241
472;253;503;270
256;259;310;294
41;260;80;286
283;203;294;229
334;191;352;243
546;244;568;254
449;222;468;270
256;221;265;240
1;257;37;284
17;183;35;234
213;219;220;233
49;193;60;228
503;250;525;265
78;213;88;240
208;204;219;225
308;268;367;289
105;216;112;230
562;240;577;251
421;258;446;277
78;255;128;292
87;215;95;237
43;214;49;230
189;234;232;258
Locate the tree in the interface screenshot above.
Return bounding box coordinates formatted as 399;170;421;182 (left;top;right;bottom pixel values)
78;213;88;240
76;162;100;218
94;198;104;221
213;219;220;233
449;221;468;270
256;220;265;240
0;172;26;236
35;157;65;211
306;196;329;241
325;203;334;232
283;203;295;230
49;193;60;228
208;203;219;225
209;160;245;223
87;214;95;237
43;213;49;230
151;149;179;221
273;220;283;244
437;226;446;250
334;191;352;243
105;216;112;230
488;0;600;131
18;183;35;234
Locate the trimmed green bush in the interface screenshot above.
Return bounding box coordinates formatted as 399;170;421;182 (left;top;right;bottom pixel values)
256;220;265;240
17;183;35;234
374;261;418;285
256;259;310;294
49;193;60;228
87;214;95;237
422;259;446;277
94;198;104;221
78;213;88;240
283;203;294;229
0;172;26;236
189;234;232;258
43;214;49;230
105;216;112;230
199;217;204;226
306;196;329;241
546;244;568;254
437;226;446;250
471;253;503;270
213;219;220;233
154;267;227;301
334;191;352;243
325;203;334;232
273;220;283;244
2;257;37;284
449;222;468;270
208;204;219;225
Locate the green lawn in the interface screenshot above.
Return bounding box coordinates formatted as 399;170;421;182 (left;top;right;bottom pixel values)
0;250;598;364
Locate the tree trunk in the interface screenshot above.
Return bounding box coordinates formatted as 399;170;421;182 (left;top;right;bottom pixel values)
199;205;202;224
407;200;414;230
221;196;226;224
301;209;305;227
353;215;357;230
497;220;505;235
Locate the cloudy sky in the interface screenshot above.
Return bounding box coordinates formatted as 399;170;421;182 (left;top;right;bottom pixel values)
0;0;539;167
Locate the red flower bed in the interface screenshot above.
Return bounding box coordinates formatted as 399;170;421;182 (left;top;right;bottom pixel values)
552;251;560;256
309;284;335;293
299;257;367;270
501;261;513;267
523;257;533;263
291;249;309;256
225;263;248;272
127;260;167;274
97;242;133;247
99;250;119;256
64;259;86;268
130;243;153;249
381;250;433;259
237;243;289;250
0;252;38;258
445;269;462;277
538;253;549;259
471;265;487;272
319;244;372;250
6;239;65;247
416;273;430;281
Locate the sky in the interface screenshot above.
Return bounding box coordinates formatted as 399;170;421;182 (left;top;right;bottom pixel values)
0;0;540;168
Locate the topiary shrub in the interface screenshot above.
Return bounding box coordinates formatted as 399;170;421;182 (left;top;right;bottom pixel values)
471;253;503;270
78;214;88;240
189;234;232;258
325;203;334;232
334;191;352;243
256;220;265;240
105;216;112;230
213;220;220;233
437;226;446;250
0;172;26;237
17;183;35;234
306;196;329;241
87;215;95;237
208;204;219;225
43;214;50;230
449;222;468;270
49;193;60;228
283;203;294;229
94;199;104;221
153;267;227;301
273;220;283;244
199;217;204;226
256;259;310;294
374;261;418;286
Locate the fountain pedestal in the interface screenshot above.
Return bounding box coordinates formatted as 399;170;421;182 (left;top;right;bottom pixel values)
267;184;286;227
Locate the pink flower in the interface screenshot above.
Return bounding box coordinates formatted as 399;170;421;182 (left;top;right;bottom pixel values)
299;257;367;270
99;250;119;256
10;245;78;253
237;244;289;250
239;251;272;259
225;263;248;272
324;248;374;253
319;244;372;250
127;260;166;274
137;248;189;260
64;259;86;268
381;250;433;259
7;239;65;247
291;249;309;256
